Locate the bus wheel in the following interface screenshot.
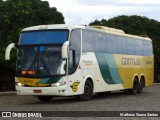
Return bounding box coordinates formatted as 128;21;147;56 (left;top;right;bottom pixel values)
137;77;145;93
37;96;53;102
154;77;160;83
78;80;93;101
129;77;140;95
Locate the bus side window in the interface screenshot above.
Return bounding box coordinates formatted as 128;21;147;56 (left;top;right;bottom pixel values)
147;41;153;56
68;49;75;71
127;38;136;55
95;32;107;53
69;29;81;74
107;34;117;54
135;39;143;55
82;30;96;52
143;41;148;56
117;36;127;54
68;50;76;73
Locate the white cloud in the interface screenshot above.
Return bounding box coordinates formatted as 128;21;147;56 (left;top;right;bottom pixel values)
74;0;160;6
44;0;160;25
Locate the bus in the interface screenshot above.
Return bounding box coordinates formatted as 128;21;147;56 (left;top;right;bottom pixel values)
5;24;154;101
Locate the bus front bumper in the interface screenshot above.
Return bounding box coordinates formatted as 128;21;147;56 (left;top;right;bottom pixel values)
16;85;68;96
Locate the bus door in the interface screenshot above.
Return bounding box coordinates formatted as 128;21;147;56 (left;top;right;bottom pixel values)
67;50;83;95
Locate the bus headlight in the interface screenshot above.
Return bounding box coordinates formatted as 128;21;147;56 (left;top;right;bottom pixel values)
51;81;66;87
15;82;25;87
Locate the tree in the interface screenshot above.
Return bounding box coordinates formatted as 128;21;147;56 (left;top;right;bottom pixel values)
0;0;65;91
89;15;160;71
0;0;65;67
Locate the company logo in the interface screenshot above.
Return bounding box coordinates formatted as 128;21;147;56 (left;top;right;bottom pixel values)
82;60;94;66
1;112;42;118
70;82;80;92
24;80;33;83
36;82;39;87
122;58;140;66
2;112;11;117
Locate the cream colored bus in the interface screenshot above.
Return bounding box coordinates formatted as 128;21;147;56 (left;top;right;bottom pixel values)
5;24;154;101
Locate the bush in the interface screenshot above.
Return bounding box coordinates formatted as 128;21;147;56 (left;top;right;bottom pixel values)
0;66;15;91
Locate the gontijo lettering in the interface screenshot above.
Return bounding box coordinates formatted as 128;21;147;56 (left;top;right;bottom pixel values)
122;58;140;65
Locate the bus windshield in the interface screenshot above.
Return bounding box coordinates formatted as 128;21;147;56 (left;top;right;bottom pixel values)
16;30;69;77
16;46;66;77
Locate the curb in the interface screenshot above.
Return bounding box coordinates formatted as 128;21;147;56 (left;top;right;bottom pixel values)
154;83;160;85
0;91;16;95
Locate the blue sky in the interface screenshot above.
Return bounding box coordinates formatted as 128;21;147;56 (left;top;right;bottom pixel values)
43;0;160;25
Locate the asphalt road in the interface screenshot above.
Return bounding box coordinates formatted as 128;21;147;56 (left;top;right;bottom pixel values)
0;84;160;120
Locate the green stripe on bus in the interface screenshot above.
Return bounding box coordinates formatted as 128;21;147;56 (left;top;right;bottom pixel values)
39;77;61;84
95;53;123;84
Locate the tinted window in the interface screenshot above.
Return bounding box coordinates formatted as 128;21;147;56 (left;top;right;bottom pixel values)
143;41;148;56
135;39;143;55
19;30;68;45
148;41;153;56
127;38;136;55
107;34;117;54
69;29;81;73
82;30;95;52
16;46;64;76
95;32;107;53
117;36;127;54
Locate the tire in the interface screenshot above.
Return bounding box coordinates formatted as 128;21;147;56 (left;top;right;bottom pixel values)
157;78;160;83
37;96;53;102
154;77;159;83
129;77;140;95
78;80;93;101
137;78;145;93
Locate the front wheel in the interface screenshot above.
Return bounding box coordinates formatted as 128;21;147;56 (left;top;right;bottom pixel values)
78;80;93;101
37;96;53;102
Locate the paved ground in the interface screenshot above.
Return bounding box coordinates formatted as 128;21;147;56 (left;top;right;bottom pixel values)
0;84;160;120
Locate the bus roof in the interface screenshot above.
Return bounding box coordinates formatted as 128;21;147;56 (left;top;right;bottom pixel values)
22;24;152;41
22;24;85;32
88;26;152;41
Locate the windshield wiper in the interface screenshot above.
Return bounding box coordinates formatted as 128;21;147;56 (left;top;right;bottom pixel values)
26;51;38;73
26;58;37;72
40;57;51;75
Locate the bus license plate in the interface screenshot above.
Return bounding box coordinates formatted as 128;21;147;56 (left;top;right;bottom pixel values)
33;90;42;93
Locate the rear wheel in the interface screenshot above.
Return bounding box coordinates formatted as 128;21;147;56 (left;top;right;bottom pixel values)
137;77;145;93
154;78;158;83
78;80;93;101
154;77;160;83
129;77;140;95
37;96;53;102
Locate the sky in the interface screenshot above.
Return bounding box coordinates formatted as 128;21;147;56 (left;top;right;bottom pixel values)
43;0;160;25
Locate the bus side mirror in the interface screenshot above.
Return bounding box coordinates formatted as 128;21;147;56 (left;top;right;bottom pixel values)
62;41;69;59
5;43;15;60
